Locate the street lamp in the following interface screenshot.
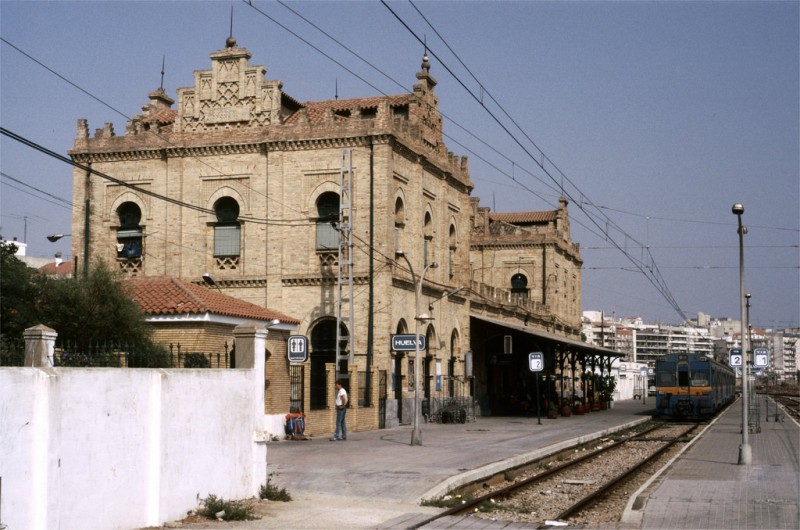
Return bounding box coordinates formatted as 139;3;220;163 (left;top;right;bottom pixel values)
732;203;751;465
396;249;437;446
47;233;80;278
47;233;70;243
202;272;222;293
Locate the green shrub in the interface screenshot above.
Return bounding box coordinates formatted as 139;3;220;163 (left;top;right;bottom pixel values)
260;479;291;501
184;353;211;368
197;494;255;521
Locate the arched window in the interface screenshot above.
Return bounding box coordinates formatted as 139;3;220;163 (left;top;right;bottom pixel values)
394;197;405;254
316;192;339;251
448;223;457;277
511;273;528;300
423;211;433;267
213;197;240;258
448;329;460;398
309;319;348;410
116;202;142;259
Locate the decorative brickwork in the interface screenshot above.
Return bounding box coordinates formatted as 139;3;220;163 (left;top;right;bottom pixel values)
69;37;582;432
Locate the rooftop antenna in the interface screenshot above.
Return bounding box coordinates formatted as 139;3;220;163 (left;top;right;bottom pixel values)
229;5;234;39
159;55;165;90
335;77;338;100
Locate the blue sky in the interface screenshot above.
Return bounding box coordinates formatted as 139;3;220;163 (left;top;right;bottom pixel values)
1;1;798;329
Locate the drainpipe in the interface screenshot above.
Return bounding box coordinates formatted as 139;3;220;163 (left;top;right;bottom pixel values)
366;138;374;407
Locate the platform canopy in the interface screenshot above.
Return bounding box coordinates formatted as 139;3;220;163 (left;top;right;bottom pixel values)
470;314;621;360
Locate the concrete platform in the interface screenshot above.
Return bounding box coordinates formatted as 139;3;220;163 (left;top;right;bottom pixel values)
624;394;799;530
172;396;798;529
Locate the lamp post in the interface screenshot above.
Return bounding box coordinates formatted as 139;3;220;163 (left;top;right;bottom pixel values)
202;272;223;293
396;250;437;446
732;203;751;465
47;233;80;278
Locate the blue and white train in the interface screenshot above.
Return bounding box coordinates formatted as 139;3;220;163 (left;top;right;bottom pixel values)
655;353;736;419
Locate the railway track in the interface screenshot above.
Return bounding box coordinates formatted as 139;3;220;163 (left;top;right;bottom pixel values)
766;392;800;422
415;421;700;528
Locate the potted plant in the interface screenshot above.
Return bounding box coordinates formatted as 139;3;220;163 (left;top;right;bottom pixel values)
548;401;559;419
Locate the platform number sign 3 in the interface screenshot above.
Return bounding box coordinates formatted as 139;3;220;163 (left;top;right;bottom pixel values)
528;352;544;372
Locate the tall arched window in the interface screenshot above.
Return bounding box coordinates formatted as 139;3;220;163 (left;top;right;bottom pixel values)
511;273;529;300
309;319;348;410
213;197;240;261
316;192;339;251
448;223;457;277
116;202;143;259
423;211;433;267
394;197;405;254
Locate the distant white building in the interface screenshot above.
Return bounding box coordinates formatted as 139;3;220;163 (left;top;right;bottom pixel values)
583;311;799;383
582;311;712;365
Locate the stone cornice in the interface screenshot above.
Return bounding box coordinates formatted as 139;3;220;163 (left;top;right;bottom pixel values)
282;275;369;287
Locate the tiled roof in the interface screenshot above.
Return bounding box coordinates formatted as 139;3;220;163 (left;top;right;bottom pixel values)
125;275;299;324
284;94;412;125
489;211;557;224
38;261;73;277
141;108;177;125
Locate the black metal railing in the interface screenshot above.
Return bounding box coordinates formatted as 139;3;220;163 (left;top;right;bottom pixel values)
0;339;233;369
289;364;304;412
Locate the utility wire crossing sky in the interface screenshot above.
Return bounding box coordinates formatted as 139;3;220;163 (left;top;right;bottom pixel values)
1;1;797;329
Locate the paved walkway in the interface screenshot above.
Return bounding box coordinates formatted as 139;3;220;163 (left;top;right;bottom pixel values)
624;394;799;530
171;396;798;529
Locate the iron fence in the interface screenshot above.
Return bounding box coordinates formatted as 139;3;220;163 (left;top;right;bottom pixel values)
0;339;233;369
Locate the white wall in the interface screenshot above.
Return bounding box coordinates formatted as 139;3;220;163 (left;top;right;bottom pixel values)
1;326;268;530
611;360;650;401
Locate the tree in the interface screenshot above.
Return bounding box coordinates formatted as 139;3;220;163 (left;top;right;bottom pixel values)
0;247;160;353
0;242;46;345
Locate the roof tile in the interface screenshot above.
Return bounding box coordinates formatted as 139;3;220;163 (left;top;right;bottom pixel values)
125;276;299;324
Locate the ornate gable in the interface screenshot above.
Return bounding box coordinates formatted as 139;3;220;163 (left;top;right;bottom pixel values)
410;54;444;154
175;37;285;132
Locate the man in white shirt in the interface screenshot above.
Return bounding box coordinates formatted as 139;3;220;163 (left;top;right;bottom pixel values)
331;379;348;441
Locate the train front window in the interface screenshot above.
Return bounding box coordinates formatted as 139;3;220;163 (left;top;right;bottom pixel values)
691;366;710;386
656;363;676;386
678;369;689;387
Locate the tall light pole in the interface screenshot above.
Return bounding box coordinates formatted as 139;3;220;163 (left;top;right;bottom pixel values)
733;203;751;465
396;250;437;446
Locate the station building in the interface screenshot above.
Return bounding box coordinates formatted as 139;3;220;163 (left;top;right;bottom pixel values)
68;36;615;435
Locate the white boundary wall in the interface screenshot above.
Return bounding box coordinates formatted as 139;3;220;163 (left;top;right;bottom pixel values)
0;324;268;530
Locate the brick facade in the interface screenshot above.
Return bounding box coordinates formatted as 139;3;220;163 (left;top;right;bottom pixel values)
68;37;583;434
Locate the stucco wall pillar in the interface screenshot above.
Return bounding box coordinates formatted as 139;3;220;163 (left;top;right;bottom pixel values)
233;322;269;492
23;324;57;367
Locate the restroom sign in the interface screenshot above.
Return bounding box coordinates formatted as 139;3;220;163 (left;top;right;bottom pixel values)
287;335;308;363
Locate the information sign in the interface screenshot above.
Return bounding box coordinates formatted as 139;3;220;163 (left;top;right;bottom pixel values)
528;352;544;372
729;348;742;367
391;334;426;352
753;348;769;368
287;335;308;363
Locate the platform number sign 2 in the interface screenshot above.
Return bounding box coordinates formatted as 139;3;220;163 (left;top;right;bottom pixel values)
528;352;544;372
728;348;742;367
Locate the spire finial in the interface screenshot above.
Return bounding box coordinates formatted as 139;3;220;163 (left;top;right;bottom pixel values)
335;78;338;100
159;55;165;90
421;35;430;71
226;6;236;48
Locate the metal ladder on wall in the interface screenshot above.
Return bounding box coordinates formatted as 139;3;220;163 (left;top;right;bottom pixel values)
335;149;355;383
